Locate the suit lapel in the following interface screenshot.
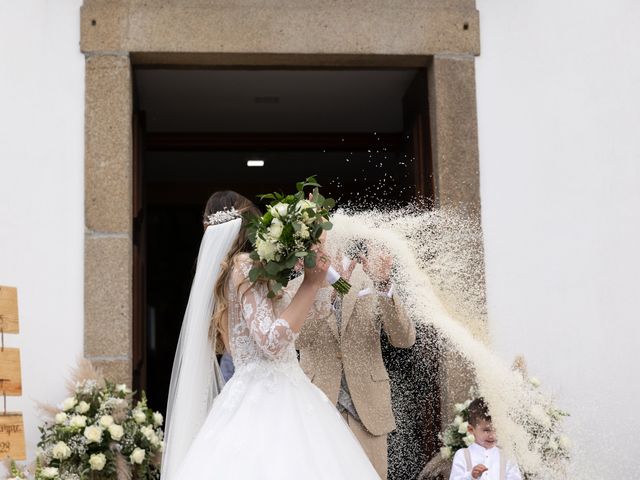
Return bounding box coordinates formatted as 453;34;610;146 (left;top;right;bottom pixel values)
314;285;339;340
326;305;340;340
340;265;366;337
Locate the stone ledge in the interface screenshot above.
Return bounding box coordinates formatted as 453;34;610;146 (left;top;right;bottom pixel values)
81;1;480;56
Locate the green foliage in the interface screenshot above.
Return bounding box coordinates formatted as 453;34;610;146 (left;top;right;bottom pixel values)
243;176;349;297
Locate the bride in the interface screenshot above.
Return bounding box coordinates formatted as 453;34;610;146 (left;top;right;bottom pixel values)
161;191;380;479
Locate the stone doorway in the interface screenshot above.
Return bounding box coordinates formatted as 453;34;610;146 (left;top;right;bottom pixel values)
81;0;484;475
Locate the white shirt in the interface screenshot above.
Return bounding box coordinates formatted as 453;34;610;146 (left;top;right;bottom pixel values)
449;443;523;480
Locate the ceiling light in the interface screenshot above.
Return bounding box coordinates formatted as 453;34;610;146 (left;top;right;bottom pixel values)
247;160;265;167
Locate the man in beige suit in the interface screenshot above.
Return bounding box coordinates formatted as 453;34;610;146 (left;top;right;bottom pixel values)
297;255;416;479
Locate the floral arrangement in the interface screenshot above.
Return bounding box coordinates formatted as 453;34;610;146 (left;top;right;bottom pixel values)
3;361;164;480
437;388;479;462
420;375;570;479
517;376;571;473
246;176;351;297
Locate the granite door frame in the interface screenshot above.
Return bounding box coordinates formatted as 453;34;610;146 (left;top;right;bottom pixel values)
80;0;484;421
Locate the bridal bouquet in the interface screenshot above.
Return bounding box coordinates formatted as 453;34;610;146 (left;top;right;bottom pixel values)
246;176;351;297
4;362;164;480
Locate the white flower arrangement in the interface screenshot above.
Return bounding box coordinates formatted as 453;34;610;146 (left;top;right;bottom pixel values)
517;375;571;475
422;376;571;480
3;361;164;480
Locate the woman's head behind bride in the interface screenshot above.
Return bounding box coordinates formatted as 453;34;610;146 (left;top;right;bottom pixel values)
203;190;260;354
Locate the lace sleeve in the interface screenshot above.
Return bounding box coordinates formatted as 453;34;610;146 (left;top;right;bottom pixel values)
231;257;295;359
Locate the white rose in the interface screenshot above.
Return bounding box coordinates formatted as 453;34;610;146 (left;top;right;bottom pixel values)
296;200;317;224
256;237;278;262
84;425;103;443
153;412;163;426
530;404;551;427
108;423;124;441
116;384;129;393
55;412;67;425
463;399;471;408
267;218;284;240
440;446;452;459
150;432;161;448
295;199;316;211
98;415;114;428
52;441;71;460
269;202;289;219
75;400;90;414
296;222;310;239
62;396;77;411
529;377;541;388
463;434;475;446
133;409;147;424
40;467;59;478
547;439;559;451
140;425;154;440
457;421;469;434
130;447;146;464
70;415;87;428
454;403;465;413
453;415;463;427
89;452;107;471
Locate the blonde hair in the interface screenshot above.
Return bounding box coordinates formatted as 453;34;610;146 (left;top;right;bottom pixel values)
203;191;259;353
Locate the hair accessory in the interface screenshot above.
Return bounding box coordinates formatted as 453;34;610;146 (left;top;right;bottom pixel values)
205;207;241;227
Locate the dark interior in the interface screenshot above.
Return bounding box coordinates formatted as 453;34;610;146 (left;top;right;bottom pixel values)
132;67;438;479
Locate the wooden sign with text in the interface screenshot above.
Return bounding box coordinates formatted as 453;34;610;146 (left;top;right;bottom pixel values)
0;286;19;334
0;284;26;461
0;348;22;396
0;413;26;460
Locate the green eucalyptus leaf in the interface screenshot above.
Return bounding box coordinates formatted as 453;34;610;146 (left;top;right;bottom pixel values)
321;221;333;230
265;262;283;275
304;251;317;268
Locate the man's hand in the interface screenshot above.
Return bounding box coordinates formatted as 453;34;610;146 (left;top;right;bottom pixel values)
471;464;488;479
361;252;393;287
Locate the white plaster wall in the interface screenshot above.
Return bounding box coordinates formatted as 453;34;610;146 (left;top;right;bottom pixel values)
0;0;85;468
2;0;639;477
476;0;640;476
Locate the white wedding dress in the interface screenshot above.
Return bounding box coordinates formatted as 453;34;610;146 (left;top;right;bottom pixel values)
174;253;380;479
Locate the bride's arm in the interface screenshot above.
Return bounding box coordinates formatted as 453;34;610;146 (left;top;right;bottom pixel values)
234;254;329;358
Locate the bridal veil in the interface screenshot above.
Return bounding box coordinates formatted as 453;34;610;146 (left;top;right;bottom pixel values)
161;218;242;480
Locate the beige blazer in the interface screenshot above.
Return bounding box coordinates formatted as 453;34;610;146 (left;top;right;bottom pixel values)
296;264;416;437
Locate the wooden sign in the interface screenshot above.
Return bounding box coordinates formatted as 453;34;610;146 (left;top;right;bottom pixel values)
0;286;19;334
0;413;26;460
0;348;22;396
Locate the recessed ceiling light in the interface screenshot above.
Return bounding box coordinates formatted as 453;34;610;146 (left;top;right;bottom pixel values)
254;96;280;104
247;160;265;167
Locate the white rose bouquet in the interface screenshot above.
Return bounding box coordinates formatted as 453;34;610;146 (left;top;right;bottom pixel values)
245;176;351;297
3;361;164;480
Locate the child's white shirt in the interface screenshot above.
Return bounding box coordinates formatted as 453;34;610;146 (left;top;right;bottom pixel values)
449;443;522;480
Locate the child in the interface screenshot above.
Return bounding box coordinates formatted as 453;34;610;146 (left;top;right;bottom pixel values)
449;398;522;480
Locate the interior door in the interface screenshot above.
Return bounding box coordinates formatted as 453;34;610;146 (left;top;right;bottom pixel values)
132;111;148;395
